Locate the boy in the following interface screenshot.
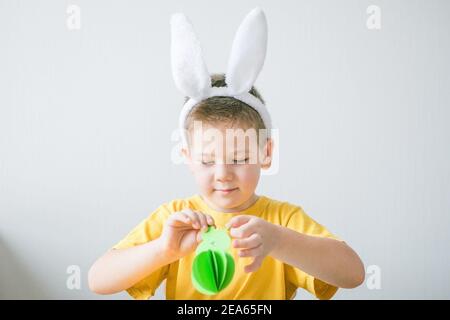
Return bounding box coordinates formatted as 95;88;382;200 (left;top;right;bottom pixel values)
88;9;364;300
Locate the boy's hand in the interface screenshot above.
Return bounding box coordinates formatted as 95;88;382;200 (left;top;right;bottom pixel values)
226;215;281;273
160;209;215;261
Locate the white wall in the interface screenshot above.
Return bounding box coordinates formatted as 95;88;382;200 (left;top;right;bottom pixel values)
1;0;449;299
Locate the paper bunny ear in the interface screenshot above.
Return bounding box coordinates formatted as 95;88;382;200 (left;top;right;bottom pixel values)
171;13;211;100
226;7;268;96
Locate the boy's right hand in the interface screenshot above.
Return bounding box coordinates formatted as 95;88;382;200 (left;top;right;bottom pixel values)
160;209;215;260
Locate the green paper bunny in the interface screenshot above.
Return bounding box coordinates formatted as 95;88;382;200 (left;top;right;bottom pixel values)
191;226;235;295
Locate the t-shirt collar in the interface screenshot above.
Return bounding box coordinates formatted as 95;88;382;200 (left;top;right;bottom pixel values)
192;193;268;217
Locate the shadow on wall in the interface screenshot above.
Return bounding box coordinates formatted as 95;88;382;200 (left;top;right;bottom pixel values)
0;235;50;299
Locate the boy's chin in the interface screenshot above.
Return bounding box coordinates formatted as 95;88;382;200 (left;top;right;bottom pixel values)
208;191;248;210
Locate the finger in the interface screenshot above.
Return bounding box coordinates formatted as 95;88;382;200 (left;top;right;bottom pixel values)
183;210;201;229
195;211;209;231
239;244;263;258
205;214;216;227
229;221;255;239
178;212;191;224
244;256;264;273
233;233;262;249
167;212;191;226
225;215;252;229
197;230;203;243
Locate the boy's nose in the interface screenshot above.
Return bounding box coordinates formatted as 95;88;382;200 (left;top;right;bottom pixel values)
214;164;233;182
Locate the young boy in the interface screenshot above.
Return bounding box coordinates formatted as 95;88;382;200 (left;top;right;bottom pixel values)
88;9;364;300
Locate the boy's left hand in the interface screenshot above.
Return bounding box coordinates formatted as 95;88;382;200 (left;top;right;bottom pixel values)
225;215;280;273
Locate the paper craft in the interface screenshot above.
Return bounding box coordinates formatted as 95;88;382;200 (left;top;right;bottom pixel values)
191;226;235;295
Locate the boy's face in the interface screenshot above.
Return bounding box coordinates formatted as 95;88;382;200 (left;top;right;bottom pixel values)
182;121;272;212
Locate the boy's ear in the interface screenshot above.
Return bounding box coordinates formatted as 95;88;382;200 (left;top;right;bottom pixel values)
181;147;194;171
260;138;273;170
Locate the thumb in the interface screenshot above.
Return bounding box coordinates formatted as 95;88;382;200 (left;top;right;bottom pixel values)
226;215;252;230
196;229;203;243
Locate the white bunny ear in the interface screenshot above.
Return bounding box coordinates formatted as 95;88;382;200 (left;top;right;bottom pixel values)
226;7;268;96
171;13;211;100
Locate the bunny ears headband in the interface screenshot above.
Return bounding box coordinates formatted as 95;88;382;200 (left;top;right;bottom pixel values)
171;7;272;147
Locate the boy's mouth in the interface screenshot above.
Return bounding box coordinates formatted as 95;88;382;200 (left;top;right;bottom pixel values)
214;187;238;194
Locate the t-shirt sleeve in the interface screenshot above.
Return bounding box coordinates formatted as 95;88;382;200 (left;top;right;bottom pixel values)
111;204;172;300
283;206;343;300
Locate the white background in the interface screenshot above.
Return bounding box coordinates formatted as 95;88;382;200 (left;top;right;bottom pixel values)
1;0;449;299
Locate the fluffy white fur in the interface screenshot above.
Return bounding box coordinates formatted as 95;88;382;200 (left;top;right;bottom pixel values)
171;7;272;147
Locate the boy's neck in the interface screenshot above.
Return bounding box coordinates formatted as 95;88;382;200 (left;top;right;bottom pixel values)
200;193;260;213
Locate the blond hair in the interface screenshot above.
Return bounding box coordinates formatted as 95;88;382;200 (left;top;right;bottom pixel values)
184;74;268;147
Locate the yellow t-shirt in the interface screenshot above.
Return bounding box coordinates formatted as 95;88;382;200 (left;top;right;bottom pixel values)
112;194;342;300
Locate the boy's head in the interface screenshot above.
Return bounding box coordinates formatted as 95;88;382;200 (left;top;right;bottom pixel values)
181;74;273;212
172;8;272;211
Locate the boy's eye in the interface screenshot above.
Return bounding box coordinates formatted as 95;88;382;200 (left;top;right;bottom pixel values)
233;158;249;164
200;158;249;165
